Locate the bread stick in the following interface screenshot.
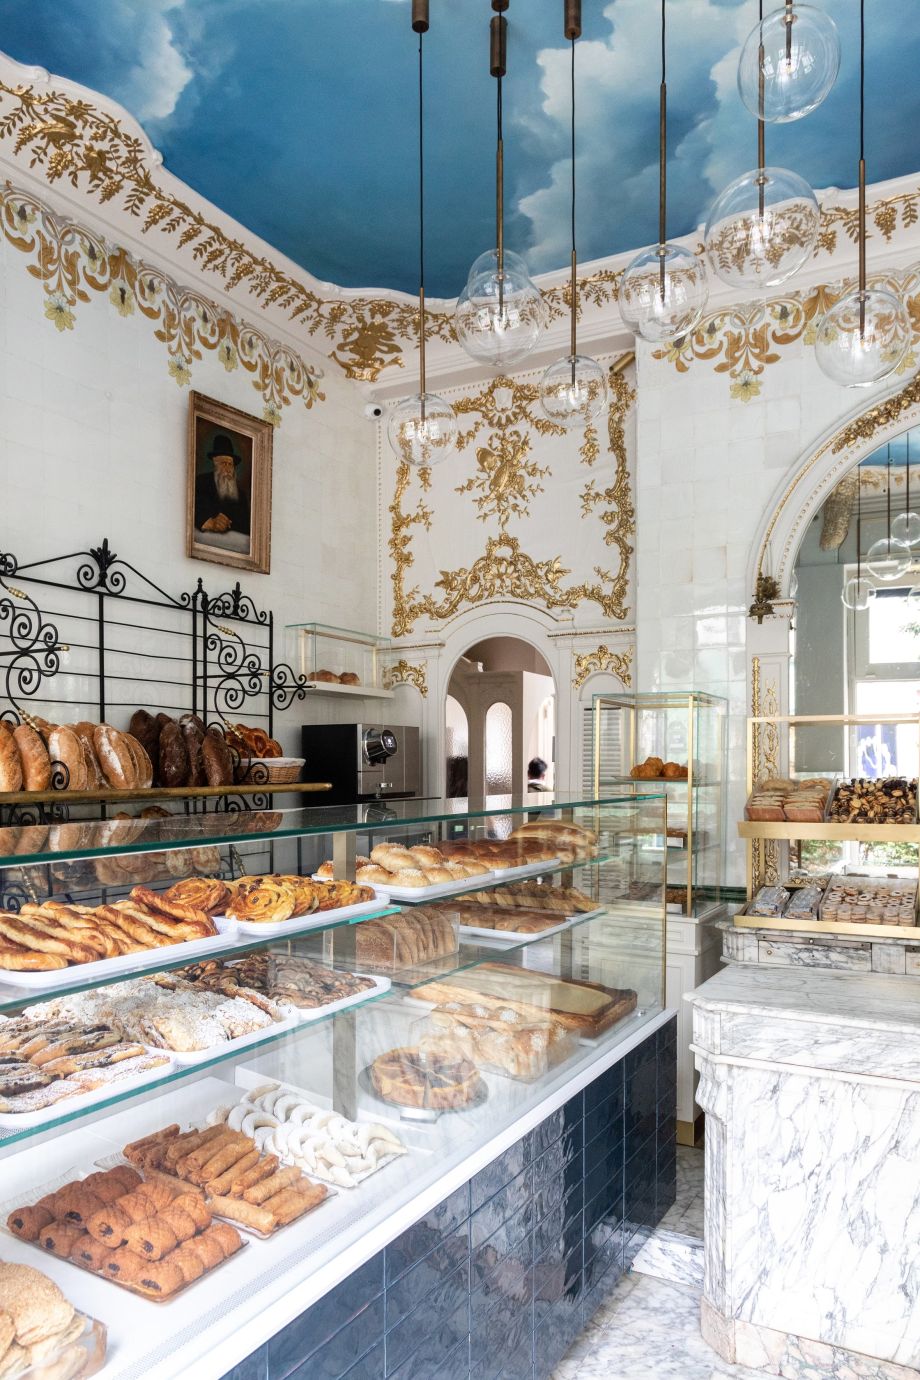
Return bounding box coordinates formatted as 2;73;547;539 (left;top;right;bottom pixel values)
208;1195;275;1234
207;1149;260;1198
242;1166;300;1205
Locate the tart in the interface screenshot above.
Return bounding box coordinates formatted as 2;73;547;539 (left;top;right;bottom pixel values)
370;1045;481;1110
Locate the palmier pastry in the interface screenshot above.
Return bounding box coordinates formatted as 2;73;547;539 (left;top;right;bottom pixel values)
202;728;235;787
48;726;89;791
11;724;51;791
0;722;22;792
92;725;135;789
226;877;296;925
6;1205;53;1241
163;877;231;915
157;719;189;788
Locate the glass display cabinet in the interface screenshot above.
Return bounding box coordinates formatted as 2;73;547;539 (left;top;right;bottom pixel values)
591;691;726;921
283;622;394;697
0;791;672;1380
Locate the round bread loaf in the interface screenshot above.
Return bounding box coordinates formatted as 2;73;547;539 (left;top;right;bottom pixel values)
49;725;88;791
408;845;444;867
129;710;162;780
356;864;395;885
123;733;153;788
71;722;106;789
389;868;428;888
11;724;50;791
92;725;135;789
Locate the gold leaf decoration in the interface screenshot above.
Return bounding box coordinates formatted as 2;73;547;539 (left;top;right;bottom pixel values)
382;659;428;696
0;79;623;381
389;358;636;637
572;644;634;690
1;183;325;419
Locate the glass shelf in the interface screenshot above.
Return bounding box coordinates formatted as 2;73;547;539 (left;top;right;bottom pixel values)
0;791;663;867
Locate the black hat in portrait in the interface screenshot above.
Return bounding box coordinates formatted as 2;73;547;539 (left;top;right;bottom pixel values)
195;430;251;537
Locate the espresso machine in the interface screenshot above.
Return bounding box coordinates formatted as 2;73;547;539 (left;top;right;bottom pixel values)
299;723;421;805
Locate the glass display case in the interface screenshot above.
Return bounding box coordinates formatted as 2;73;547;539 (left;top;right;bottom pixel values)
0;790;668;1380
283;622;394;697
591;691;727;920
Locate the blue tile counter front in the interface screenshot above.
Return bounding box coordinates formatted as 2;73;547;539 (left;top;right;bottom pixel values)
224;1016;677;1380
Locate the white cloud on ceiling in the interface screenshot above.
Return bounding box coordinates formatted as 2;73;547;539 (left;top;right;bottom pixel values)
120;0;192;124
519;0;752;270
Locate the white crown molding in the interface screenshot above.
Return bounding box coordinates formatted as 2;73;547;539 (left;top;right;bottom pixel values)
2;50;920;391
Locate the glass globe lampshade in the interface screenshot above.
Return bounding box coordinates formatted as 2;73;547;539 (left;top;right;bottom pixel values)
815;289;911;388
454;249;546;368
738;3;840;123
387;393;457;468
704;166;820;289
865;536;911;582
891;510;920;548
618;243;708;343
539;355;608;427
841;576;875;611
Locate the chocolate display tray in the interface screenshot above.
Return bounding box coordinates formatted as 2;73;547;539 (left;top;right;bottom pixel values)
1;1168;247;1303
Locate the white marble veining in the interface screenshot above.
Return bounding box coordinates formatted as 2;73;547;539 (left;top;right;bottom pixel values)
691;966;920;1375
552;1274;774;1380
632;1228;704;1289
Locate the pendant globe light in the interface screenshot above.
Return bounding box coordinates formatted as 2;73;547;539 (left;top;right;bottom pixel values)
865;445;911;580
815;0;911;389
738;1;840;124
618;0;708;343
705;0;819;290
387;1;457;469
891;434;920;547
539;0;607;427
454;1;545;369
841;465;875;611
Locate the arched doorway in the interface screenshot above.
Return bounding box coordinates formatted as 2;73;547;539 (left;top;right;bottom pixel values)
445;636;555;799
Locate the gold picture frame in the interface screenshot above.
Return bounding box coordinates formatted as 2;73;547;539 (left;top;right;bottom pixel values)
186;391;273;574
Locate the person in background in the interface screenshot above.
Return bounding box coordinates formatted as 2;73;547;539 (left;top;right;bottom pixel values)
527;757;550;792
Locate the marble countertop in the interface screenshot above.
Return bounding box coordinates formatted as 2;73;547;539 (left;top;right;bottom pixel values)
688;964;920;1036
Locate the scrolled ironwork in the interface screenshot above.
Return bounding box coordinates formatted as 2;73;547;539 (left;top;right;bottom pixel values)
207;581;269;625
0;559;63;713
270;662;309;714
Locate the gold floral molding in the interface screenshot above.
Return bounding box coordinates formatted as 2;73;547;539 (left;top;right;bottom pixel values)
0;183;324;423
0;78;620;382
572;644;634;691
653;267;920;403
389;359;635;638
382;659;428;697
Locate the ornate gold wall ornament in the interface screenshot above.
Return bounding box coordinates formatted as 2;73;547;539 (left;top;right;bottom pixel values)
652;268;920;400
0;78;624;380
382;659;428;696
388;357;636;637
748;573;781;624
572;643;634;690
1;183;326;420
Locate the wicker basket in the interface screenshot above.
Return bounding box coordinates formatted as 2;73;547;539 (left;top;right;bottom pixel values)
243;756;305;784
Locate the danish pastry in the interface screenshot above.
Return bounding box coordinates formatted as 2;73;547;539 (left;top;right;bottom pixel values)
163;877;230;916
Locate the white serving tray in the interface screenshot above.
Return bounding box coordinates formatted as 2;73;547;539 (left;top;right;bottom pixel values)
0;1053;176;1129
456;905;605;947
381;871;505;902
0;917;238;990
287;973;391;1024
226;894;392;938
482;857;562;881
167;1012;299;1066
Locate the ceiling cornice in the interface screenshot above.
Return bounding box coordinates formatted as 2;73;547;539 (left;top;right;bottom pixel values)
2;52;920;391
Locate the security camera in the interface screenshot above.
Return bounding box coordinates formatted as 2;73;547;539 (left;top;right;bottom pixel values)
364;403;384;419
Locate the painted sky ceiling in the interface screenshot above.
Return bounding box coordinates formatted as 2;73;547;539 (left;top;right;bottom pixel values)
2;0;918;298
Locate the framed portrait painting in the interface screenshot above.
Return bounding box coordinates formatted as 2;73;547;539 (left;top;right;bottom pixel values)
186;392;273;574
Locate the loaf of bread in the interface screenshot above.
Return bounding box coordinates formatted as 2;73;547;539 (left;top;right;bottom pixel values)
354;908;457;969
